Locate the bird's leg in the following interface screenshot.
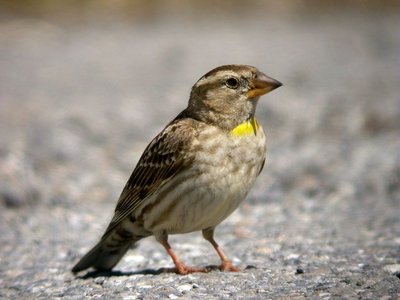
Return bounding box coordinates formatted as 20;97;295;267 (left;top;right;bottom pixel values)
202;227;239;272
155;231;208;275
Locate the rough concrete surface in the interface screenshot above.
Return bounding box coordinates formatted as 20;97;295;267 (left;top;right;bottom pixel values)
0;3;399;299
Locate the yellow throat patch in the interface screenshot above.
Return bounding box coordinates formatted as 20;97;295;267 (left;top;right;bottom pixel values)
231;118;259;137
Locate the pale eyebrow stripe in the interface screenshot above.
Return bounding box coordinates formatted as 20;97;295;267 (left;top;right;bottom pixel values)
196;70;239;87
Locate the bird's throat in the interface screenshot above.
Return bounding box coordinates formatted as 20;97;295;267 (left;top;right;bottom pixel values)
230;118;259;137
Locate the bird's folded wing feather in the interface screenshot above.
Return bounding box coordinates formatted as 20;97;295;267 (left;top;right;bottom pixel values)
102;118;197;237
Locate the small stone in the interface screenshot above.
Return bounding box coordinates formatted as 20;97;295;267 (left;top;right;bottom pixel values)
168;294;178;299
383;264;400;274
94;277;104;285
287;253;300;260
245;265;257;270
295;267;304;274
177;284;193;293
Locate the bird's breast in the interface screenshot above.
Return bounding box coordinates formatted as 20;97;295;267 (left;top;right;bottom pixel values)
195;123;266;193
138;123;266;234
177;124;266;231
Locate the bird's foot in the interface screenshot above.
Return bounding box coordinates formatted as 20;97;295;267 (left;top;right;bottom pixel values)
219;260;239;272
174;264;209;275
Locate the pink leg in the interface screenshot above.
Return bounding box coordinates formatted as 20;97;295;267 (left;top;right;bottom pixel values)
156;232;208;275
202;228;239;272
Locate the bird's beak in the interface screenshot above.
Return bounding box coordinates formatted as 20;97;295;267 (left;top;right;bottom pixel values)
247;72;282;99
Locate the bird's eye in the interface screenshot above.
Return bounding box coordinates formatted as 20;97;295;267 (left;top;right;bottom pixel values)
225;78;239;89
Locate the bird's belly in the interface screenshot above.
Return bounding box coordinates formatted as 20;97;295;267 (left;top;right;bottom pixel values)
138;129;266;234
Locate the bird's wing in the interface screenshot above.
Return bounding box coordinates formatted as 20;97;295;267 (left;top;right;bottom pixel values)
102;118;198;236
258;157;265;176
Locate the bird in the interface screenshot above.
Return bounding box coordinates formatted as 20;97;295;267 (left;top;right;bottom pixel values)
72;64;282;275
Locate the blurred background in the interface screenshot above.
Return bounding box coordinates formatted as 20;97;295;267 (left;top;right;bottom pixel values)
0;0;399;298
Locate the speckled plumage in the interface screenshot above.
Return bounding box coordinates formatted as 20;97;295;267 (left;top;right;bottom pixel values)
72;65;281;274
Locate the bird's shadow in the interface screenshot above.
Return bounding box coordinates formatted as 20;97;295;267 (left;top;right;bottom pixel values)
77;268;171;279
76;264;251;279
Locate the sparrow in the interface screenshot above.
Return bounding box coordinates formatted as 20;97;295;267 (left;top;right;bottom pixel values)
72;65;282;275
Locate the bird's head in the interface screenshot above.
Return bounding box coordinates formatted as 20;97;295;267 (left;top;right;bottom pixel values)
187;65;282;130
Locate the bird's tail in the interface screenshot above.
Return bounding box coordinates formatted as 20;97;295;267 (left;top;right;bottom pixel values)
72;228;144;273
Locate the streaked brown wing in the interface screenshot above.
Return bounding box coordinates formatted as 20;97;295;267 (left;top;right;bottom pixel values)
102;118;197;236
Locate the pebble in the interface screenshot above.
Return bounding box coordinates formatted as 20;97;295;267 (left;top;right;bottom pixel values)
383;264;400;274
177;284;193;293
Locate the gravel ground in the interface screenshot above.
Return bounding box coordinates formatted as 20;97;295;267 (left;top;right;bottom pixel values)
1;4;399;299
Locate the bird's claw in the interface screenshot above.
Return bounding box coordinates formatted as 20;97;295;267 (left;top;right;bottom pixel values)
174;264;209;275
219;261;239;272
